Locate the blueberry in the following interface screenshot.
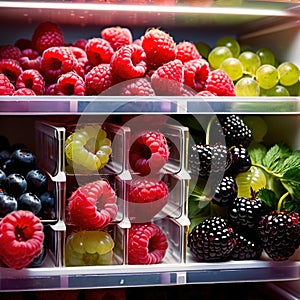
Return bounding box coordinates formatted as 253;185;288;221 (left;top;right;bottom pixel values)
18;192;42;215
2;159;17;175
0;169;6;188
10;149;36;175
0;192;17;217
39;191;55;211
0;150;11;166
26;169;48;195
4;173;27;197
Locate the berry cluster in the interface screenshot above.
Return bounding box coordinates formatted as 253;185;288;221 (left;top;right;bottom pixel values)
0;22;235;96
0;136;55;219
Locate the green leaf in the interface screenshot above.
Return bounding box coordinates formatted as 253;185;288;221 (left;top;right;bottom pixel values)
281;167;300;202
258;188;278;210
248;142;267;164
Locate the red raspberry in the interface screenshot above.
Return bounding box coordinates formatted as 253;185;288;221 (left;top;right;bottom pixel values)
85;64;113;95
196;90;216;96
32;22;65;54
128;178;168;222
176;41;201;63
55;71;85;96
119;78;155;96
101;26;133;51
19;49;42;71
128;223;168;264
183;58;210;92
0;45;22;61
41;46;84;83
85;38;114;66
129;131;169;176
69;46;88;68
0;73;15;95
0;210;44;270
0;58;23;82
45;84;56;95
205;69;236;96
68;180;118;230
13;88;36;96
141;28;176;68
151;59;184;95
73;38;87;50
16;69;45;95
110;44;147;80
15;39;33;50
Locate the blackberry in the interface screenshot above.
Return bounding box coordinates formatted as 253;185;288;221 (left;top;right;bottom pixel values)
211;175;238;207
231;232;262;260
188;216;235;262
228;196;265;230
219;115;253;148
189;143;231;179
258;211;300;261
227;145;251;176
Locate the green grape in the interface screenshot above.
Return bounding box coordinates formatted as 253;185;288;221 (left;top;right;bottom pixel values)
243;116;268;142
238;51;261;76
256;48;276;66
265;85;290;96
235;77;260;96
65;140;84;161
235;166;267;198
220;57;244;81
208;46;232;69
277;62;300;86
216;36;240;58
284;81;300;96
195;41;211;59
96;150;110;165
255;64;279;89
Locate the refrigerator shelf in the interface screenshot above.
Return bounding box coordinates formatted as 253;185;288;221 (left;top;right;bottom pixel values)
1;259;299;291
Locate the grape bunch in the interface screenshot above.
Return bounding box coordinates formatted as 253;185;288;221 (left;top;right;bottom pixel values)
199;36;300;96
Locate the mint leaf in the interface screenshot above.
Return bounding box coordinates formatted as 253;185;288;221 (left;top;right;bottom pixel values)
281;167;300;202
248;143;267;164
258;188;278;210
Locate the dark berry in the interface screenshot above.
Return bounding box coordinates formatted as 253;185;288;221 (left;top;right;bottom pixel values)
188;216;235;262
231;232;262;260
227;145;251;175
0;169;6;188
0;150;11;166
219;115;253;148
30;242;47;267
39;191;55;218
211;175;238;207
0;192;18;217
258;211;300;261
26;169;48;196
10;149;36;175
189;143;231;179
4;173;27;197
18;192;42;215
228;196;265;230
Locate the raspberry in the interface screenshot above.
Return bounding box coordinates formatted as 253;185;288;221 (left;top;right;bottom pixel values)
205;69;235;96
16;69;45;95
196;90;216;96
183;58;210;92
0;73;15;95
211;175;238;207
151;59;184;95
0;58;23;82
228;196;265;231
69;46;88;68
41;46;84;83
19;49;42;71
73;38;87;50
111;44;147;80
189;143;231;179
101;26;133;51
258;211;300;261
13;88;36;96
32;22;65;54
55;71;85;96
0;210;44;270
68;180;118;230
231;232;262;260
141;28;176;68
119;78;155;96
129;131;169;176
15;39;33;50
85;38;114;66
218;114;253;148
45;84;56;95
176;41;201;63
0;45;22;61
128;178;168;222
188;216;235;262
128;223;168;264
85;64;113;95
